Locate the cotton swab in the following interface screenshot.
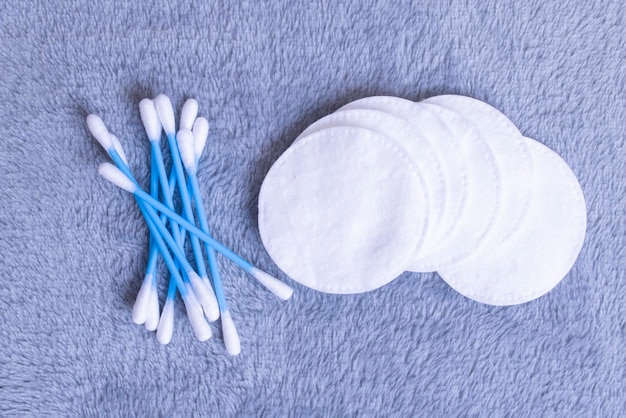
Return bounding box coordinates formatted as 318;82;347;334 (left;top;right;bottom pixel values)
88;115;164;328
144;137;162;332
114;133;161;328
131;152;160;326
87;115;213;340
139;100;220;322
155;98;200;344
178;128;241;356
98;162;293;300
153;96;222;318
136;157;181;332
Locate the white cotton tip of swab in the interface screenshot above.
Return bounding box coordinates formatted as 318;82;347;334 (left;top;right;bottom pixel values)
144;285;160;331
156;299;175;345
132;275;153;325
176;129;196;173
221;311;241;356
192;117;209;160
139;99;162;141
86;114;113;150
154;94;176;135
180;98;198;131
109;134;128;165
98;162;136;193
250;268;294;300
188;271;220;321
183;291;213;341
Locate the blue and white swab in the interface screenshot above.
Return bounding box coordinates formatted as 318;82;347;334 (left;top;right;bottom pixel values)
153;96;221;319
97;162;293;300
156;98;198;344
139;100;220;323
178;128;240;356
84;118;155;328
87;115;212;341
144;133;161;332
137;114;181;341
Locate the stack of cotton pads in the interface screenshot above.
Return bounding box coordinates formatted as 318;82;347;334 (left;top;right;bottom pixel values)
258;95;587;305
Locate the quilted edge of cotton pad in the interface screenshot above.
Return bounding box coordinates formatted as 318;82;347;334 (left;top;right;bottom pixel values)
423;94;535;245
257;126;430;294
407;102;501;271
293;107;446;239
437;137;587;306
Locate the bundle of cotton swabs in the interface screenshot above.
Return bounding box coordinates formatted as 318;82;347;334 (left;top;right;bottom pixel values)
87;94;293;355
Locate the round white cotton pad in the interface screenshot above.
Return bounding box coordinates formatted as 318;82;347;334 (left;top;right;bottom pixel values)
339;97;469;271
438;138;586;305
258;126;429;294
424;95;534;245
408;103;502;271
294;108;445;236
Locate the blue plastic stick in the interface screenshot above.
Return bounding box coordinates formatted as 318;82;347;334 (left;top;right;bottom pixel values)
164;133;211;286
187;174;228;312
147;143;184;303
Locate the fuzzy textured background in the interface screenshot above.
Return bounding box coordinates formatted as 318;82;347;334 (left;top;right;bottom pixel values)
1;1;624;416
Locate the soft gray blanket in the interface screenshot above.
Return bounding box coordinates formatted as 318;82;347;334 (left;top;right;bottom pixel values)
1;1;624;416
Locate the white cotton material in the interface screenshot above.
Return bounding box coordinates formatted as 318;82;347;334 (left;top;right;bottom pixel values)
192;117;209;160
438;138;587;305
98;162;136;193
86;114;113;150
109;134;128;165
180;98;198;131
188;271;220;321
144;285;160;331
250;268;293;300
138;99;162;141
295;108;445;239
406;104;501;271
221;311;241;356
154;94;176;135
156;299;175;345
258;126;428;294
424;95;534;245
339;96;469;270
131;275;152;325
183;291;213;341
408;103;502;271
176;129;197;173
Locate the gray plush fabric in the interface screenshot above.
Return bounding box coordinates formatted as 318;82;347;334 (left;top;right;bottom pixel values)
1;1;624;416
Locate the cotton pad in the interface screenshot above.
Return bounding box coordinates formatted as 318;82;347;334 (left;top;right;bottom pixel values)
258;126;429;294
424;95;535;245
438;138;586;305
340;97;468;248
408;103;501;271
294;108;446;237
